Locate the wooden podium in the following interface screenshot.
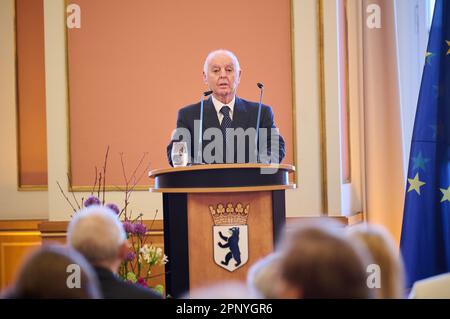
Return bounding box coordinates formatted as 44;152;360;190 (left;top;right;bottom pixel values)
149;163;295;297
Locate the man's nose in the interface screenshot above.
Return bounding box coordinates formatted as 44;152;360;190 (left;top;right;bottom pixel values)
219;69;227;77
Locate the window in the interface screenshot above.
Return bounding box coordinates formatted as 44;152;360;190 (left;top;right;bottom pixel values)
427;0;436;29
396;0;433;177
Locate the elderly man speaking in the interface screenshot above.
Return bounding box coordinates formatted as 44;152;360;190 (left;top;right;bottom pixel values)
167;49;285;166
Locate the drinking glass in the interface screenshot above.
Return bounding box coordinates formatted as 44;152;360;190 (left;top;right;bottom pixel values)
171;142;188;167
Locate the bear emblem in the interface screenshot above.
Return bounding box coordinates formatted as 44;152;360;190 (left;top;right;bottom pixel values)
217;227;242;267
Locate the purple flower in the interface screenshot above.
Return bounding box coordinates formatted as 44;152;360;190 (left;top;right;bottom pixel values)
125;252;136;262
137;277;147;287
106;203;120;215
134;222;147;236
84;196;101;207
122;221;135;234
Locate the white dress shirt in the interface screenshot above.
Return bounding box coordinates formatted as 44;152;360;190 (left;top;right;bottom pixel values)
211;95;236;124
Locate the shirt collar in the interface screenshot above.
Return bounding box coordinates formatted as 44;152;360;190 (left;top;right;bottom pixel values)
211;95;235;116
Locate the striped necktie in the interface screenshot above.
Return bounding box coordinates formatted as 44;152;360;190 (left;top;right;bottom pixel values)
220;105;232;143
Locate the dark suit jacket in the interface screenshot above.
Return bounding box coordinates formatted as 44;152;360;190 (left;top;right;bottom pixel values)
167;96;285;165
94;267;162;299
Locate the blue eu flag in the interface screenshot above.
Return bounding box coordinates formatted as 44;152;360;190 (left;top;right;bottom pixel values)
400;0;450;288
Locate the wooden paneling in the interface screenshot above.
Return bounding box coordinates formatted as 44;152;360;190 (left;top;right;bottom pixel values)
0;220;43;290
15;0;48;187
187;192;273;290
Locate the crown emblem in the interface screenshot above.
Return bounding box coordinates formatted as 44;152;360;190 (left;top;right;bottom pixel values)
209;202;249;226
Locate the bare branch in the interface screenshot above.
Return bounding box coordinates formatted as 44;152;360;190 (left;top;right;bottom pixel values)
102;145;110;205
120;153;128;186
97;173;102;199
66;173;81;210
149;209;158;232
129;152;148;184
91;166;98;196
56;181;77;213
120;153;130;217
128;160;152;193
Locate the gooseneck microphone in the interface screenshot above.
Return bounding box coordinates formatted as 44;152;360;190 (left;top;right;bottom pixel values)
255;83;264;163
196;90;213;164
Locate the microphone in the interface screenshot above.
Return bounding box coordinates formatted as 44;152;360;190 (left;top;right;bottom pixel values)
196;90;213;164
255;83;264;163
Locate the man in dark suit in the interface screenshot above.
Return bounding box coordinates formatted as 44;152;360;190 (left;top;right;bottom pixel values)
67;206;162;299
167;49;285;166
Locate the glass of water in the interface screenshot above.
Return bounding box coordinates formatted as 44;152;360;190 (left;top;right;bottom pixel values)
171;141;188;167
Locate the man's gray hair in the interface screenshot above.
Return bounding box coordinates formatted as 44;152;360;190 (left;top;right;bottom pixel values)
203;49;241;74
67;205;127;264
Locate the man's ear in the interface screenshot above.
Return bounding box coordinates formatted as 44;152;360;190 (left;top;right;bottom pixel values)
203;71;208;84
118;241;128;260
236;69;242;84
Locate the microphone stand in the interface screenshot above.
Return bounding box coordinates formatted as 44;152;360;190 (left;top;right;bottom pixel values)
255;83;264;163
196;90;213;164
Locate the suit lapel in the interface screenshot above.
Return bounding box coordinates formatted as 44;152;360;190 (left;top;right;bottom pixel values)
231;97;249;129
203;97;220;130
203;96;249;130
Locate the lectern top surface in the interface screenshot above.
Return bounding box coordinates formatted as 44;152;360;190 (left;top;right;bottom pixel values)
149;163;295;177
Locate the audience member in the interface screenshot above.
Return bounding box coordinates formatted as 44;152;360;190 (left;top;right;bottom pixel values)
67;205;162;299
275;219;373;299
246;252;282;298
2;244;100;299
348;223;405;298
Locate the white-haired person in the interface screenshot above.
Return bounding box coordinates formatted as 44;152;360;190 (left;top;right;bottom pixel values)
67;205;161;299
166;49;285;165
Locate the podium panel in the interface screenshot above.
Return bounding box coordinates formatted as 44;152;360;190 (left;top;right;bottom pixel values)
188;191;273;290
150;164;295;297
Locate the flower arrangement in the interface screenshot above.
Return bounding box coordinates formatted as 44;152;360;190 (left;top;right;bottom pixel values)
57;147;167;294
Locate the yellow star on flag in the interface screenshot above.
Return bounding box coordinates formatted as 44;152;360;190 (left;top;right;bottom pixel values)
407;173;426;195
425;52;433;65
446;40;450;55
440;186;450;203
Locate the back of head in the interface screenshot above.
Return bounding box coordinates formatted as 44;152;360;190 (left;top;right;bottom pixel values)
67;205;126;265
247;253;283;298
348;223;405;298
278;219;372;299
8;244;100;299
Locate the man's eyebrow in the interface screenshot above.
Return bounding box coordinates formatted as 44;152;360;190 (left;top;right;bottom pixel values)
210;64;234;69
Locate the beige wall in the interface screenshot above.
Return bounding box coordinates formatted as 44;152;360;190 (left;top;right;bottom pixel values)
0;0;48;220
0;0;368;222
66;0;294;187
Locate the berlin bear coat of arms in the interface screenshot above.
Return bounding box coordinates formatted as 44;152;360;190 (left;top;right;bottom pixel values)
210;203;249;272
